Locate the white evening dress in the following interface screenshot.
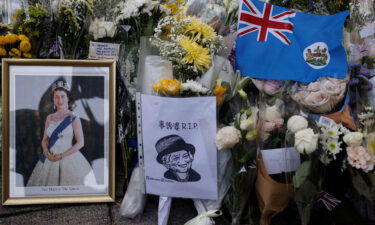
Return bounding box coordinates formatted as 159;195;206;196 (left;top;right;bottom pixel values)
27;117;97;186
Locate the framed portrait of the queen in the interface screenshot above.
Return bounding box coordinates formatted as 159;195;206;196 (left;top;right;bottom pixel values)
2;59;115;205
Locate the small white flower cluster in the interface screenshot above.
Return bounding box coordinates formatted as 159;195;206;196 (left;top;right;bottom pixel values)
180;80;209;95
239;106;258;141
319;122;349;162
114;0;158;22
358;106;375;130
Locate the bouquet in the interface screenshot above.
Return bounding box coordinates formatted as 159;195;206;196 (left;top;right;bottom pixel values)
217;78;259;225
151;13;223;81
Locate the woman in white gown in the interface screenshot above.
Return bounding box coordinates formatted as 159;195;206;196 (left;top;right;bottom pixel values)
27;80;97;186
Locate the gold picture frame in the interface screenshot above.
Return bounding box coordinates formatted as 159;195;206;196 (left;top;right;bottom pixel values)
2;59;116;205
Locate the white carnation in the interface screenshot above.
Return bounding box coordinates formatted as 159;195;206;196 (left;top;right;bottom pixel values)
216;126;241;150
294;128;318;154
287;115;308;133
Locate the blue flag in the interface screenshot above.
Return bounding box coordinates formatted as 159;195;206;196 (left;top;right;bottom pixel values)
235;0;349;82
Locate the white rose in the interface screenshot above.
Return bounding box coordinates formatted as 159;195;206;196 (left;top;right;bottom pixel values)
343;132;364;147
215;126;241;150
287;115;308;133
321;79;342;96
302;91;332;113
294;128;318;154
263;105;282;121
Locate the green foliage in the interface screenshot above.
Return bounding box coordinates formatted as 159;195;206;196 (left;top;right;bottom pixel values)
293;160;312;188
346;0;374;32
12;4;49;38
55;0;95;59
270;0;349;14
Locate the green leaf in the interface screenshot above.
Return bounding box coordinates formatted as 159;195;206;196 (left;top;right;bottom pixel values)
293;161;312;188
294;180;317;204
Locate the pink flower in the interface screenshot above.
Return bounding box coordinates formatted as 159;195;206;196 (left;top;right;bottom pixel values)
252;79;283;96
291;77;348;114
306;81;320;92
263;80;283;95
346;146;374;172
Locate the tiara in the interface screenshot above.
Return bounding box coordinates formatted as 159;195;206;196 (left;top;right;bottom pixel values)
51;81;71;91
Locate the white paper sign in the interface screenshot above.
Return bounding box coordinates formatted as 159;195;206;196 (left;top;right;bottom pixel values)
261;148;301;175
318;116;336;128
88;41;120;60
140;94;218;200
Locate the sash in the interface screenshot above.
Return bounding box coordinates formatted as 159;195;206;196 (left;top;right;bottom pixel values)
40;115;76;162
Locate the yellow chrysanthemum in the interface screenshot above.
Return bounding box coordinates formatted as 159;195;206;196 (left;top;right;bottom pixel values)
164;0;186;15
160;25;172;40
184;17;216;40
178;37;211;72
213;84;227;105
23;52;32;58
4;33;19;44
153;78;181;95
19;40;32;52
0;47;6;56
18;34;29;42
0;36;6;45
9;48;21;57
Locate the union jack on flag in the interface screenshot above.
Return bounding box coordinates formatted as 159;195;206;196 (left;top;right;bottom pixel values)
235;0;349;82
317;191;341;211
237;0;295;45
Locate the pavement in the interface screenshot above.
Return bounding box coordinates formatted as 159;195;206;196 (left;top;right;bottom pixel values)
0;162;374;225
0;169;228;225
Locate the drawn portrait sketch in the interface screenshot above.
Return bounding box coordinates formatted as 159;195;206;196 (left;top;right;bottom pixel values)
140;94;218;200
155;135;201;182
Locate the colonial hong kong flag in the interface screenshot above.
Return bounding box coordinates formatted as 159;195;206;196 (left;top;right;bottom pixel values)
235;0;350;82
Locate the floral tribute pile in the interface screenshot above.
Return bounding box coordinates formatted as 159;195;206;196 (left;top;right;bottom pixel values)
1;0;375;224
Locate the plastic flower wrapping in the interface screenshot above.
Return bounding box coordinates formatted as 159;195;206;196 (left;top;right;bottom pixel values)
1;0;375;224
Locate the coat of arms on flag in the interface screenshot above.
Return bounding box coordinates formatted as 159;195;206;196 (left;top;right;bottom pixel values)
235;0;350;83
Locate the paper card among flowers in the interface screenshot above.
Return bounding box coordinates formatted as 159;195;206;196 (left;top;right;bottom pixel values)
261;148;301;175
139;93;218;200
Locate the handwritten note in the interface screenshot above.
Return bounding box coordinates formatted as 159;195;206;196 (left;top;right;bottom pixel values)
261;148;301;175
88;41;120;61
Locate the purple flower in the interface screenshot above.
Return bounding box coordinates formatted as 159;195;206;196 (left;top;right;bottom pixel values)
359;67;370;77
361;82;373;90
349;62;361;68
307;0;314;11
349;78;360;86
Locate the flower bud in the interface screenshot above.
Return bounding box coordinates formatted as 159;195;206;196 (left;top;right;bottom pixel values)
238;89;248;100
245;130;257;141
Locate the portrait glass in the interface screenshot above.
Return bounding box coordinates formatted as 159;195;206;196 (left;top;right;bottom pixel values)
2;59;115;205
